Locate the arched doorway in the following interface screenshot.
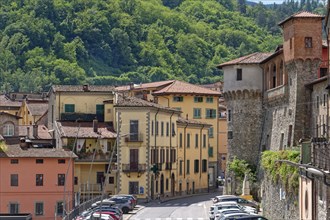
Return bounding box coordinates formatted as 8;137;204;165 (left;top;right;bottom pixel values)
160;174;164;195
171;173;175;196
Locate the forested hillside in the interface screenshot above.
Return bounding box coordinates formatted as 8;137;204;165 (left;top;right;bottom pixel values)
0;0;326;92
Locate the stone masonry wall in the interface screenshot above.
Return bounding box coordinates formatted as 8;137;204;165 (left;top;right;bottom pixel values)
224;89;263;167
261;176;299;220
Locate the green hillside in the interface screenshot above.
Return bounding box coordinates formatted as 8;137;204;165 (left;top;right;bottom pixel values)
0;0;325;92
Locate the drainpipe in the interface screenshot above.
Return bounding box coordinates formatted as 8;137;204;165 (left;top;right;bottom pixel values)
200;124;205;179
169;111;175;174
183;121;188;179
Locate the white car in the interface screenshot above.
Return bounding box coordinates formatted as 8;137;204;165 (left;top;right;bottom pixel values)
215;208;247;220
209;201;257;220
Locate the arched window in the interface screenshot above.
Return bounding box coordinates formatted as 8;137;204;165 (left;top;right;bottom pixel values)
3;123;14;136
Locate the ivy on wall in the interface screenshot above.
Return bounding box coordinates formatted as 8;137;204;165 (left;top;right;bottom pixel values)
261;150;300;195
228;156;256;182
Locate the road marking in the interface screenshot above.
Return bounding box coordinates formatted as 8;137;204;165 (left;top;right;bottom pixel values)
187;218;193;220
174;203;179;206
166;203;171;206
181;203;188;206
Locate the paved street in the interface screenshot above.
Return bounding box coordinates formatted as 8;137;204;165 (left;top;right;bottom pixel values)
124;189;222;220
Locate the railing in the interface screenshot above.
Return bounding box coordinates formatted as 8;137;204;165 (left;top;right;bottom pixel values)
311;142;330;171
165;162;172;170
264;84;287;101
60;113;103;122
77;152;117;162
124;133;144;142
122;163;147;172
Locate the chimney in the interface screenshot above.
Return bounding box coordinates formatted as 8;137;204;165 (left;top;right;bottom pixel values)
83;84;89;92
93;119;98;133
27;127;30;138
33;125;38;137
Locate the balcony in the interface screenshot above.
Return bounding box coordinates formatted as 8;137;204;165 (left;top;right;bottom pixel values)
61;113;104;122
311;140;330;171
122;163;147;172
124;133;143;142
264;84;288;102
165;162;172;170
77;152;117;162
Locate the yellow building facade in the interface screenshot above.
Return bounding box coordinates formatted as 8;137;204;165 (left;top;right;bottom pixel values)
47;85;117;202
153;80;221;188
114;95;180;199
176;117;211;195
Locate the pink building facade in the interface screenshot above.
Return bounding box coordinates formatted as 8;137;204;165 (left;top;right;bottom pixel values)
0;145;75;220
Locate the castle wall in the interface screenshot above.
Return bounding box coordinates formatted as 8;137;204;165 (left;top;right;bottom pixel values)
224;89;263;166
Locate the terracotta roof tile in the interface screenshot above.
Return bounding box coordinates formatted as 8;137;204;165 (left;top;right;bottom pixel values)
0;95;21;107
217;52;273;68
0;144;75;158
115;80;175;91
51;85;115;92
153;80;221;96
57;121;117;139
26;103;48;116
278;11;324;26
177;117;212;126
19;125;52;139
115;95;181;113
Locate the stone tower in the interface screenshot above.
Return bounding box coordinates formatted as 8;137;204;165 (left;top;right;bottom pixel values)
219;52;272;167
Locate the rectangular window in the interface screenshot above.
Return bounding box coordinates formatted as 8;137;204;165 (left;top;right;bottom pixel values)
193;108;201;119
305;37;312;48
151;121;154;136
324;94;326;106
202;159;207;172
179;160;183;175
36;174;43;186
161;122;164;136
58;174;65;186
237;69;242;81
160;149;165;163
179;133;183;148
170;149;176;162
290;38;292;49
74;177;78;185
173;96;183;102
166;122;169;136
11;174;18;186
206;97;213;103
206;109;217;119
203;134;206;148
228;131;233;139
194;159;199;173
35;202;44;216
166;149;169;162
10;159;18;164
172;123;176;136
129;182;139;194
166;179;169;191
64;104;75;113
36;159;43;164
187;133;190;148
195;134;198;148
208;147;214;157
186;160;190;174
130;120;139;141
228;110;232;122
96;104;104;118
194;96;203;103
156;121;159;136
58;159;65;164
317;96;319;109
320;68;328;77
9;203;19;214
209;127;214;138
56;201;64;216
109;177;114;184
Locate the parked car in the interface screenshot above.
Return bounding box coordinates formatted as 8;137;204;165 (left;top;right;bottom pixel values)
232;215;268;220
89;212;114;220
209;201;257;220
213;195;237;203
92;200;116;208
218;212;251;220
109;196;134;214
215;195;259;211
91;211;122;220
215;209;248;220
111;194;137;208
77;206;122;220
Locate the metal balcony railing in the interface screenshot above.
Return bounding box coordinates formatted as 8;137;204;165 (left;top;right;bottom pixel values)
124;133;143;142
311;142;330;171
122;163;147;172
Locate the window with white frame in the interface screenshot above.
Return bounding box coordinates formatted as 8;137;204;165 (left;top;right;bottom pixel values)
3;123;14;136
